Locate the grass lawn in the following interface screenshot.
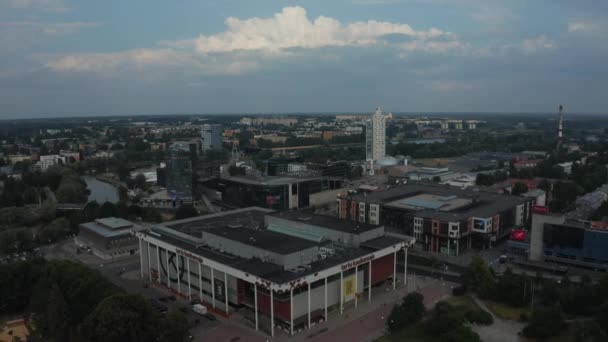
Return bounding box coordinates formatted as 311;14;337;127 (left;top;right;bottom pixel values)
482;300;530;321
446;295;482;313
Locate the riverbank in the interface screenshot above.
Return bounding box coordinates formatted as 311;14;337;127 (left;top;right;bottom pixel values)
83;175;121;203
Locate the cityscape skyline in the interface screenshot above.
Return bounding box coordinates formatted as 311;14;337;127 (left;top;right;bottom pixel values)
1;1;607;118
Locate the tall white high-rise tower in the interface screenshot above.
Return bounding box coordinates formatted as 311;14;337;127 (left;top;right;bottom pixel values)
365;106;389;161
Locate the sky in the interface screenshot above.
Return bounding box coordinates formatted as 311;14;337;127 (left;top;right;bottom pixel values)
0;0;607;118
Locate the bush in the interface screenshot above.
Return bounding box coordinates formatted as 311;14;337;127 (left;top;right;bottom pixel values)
452;285;467;296
438;326;481;342
522;307;565;339
386;292;426;333
518;313;529;322
426;301;465;336
465;309;494;325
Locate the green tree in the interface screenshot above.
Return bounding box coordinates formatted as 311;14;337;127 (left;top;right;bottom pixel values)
464;256;495;298
83;201;100;221
596;303;608;335
158;311;191;342
44;284;72;341
135;173;147;189
98;201;119;218
81;294;159;342
228;164;247;176
142;207;163;223
511;182;529;195
387;292;426;333
522;307;565;339
438;326;481;342
426;301;465;336
175;204;198;220
37;217;71;244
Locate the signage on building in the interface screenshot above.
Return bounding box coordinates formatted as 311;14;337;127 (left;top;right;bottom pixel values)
532;205;549;214
176;248;203;263
510;229;526;241
214;279;225;303
341;254;375;271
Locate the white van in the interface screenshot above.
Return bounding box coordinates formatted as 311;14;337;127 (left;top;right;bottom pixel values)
192;304;208;316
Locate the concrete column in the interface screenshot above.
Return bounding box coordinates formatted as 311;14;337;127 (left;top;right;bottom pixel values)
254;283;258;331
290;288;294;336
270;289;275;337
393;251;397;290
166;250;170;288
176;256;181;295
147;242;151;282
355;266;358;308
139;239;143;279
224;272;229;314
198;262;202;301
211;268;215;308
156;246;161;284
368;261;372;301
308;282;311;329
404;247;408;287
324;277;328;321
187;258;191;300
340;271;344;314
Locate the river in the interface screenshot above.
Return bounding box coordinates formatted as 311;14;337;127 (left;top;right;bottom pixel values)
83;176;120;204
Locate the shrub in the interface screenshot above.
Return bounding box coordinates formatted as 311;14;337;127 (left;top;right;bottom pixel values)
465;309;494;325
522;307;565;339
452;285;467;296
518;313;529;322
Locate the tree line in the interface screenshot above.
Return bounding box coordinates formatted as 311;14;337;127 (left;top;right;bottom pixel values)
0;259;190;342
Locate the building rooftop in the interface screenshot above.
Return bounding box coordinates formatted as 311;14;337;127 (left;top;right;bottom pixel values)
269;210;381;234
80;217;145;238
204;225;320;255
351;183;529;221
220;175;324;186
143;207;413;285
385;193;472;212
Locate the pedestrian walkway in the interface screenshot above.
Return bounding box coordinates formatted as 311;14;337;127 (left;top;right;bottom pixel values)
469;295;524;342
197;275;455;342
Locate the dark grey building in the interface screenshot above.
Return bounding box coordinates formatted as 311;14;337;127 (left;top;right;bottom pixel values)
77;217;145;259
201;124;222;151
166;142;194;201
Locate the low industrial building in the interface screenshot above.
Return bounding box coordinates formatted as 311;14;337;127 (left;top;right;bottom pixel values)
78;217;145;259
338;183;532;255
136;207;414;336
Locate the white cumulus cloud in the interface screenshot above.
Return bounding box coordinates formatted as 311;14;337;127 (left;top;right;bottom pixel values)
522;35;556;54
46;6;459;75
2;0;67;11
195;6;450;54
568;20;602;34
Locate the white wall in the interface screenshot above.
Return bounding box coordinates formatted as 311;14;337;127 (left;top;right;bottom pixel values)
292;268;366;320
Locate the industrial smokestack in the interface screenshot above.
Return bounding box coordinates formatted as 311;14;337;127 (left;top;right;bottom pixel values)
556;104;564;152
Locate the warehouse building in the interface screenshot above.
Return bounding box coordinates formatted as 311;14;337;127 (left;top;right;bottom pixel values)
338;183;532;255
78;217;145;259
136;207;414;336
203;175;342;210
